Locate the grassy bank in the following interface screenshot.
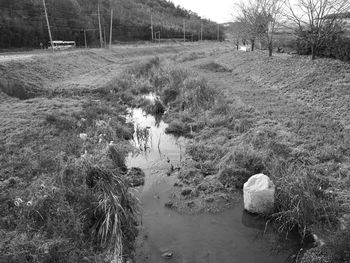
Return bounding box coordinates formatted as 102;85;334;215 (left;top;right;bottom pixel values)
0;51;150;262
121;55;350;262
0;93;141;262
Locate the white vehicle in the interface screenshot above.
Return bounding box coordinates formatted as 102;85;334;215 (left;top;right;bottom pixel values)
49;40;76;50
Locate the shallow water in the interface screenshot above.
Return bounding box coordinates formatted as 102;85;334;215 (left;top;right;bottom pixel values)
126;108;299;263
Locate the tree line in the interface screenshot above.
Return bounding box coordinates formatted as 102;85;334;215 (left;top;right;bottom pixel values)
229;0;350;61
0;0;224;50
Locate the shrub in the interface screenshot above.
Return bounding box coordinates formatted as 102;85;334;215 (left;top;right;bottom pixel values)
296;34;350;62
319;36;350;62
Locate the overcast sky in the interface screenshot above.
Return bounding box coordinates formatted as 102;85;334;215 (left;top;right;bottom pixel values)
170;0;238;23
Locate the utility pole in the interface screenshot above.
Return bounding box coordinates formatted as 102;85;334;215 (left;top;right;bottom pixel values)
151;13;154;41
109;8;113;49
42;0;53;52
84;30;87;48
98;3;103;48
183;19;186;42
104;27;107;48
217;24;220;41
200;22;203;41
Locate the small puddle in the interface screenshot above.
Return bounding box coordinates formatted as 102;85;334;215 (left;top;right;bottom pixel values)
126;107;300;263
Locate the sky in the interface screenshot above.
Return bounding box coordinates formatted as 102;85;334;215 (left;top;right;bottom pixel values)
170;0;238;24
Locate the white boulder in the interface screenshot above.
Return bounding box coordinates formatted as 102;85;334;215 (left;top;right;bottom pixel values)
243;173;275;214
79;133;88;141
239;45;251;52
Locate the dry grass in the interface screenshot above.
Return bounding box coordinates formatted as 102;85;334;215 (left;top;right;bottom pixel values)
0;57;142;262
2;42;350;262
124;51;350;255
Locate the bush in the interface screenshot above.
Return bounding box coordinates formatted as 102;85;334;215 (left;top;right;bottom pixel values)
296;34;350;62
320;36;350;62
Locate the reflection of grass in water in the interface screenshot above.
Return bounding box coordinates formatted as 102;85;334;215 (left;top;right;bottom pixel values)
135;125;151;151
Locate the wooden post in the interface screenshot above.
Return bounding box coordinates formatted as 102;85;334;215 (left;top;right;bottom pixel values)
42;0;53;52
201;21;203;41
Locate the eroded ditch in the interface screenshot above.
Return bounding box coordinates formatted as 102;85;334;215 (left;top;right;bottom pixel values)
126;102;302;263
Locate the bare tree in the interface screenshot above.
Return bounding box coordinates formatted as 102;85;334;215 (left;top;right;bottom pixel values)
236;0;284;56
228;22;249;50
236;0;265;51
261;0;284;56
285;0;350;59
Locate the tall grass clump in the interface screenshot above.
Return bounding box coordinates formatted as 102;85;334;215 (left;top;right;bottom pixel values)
267;158;339;240
86;164;138;261
181;77;216;111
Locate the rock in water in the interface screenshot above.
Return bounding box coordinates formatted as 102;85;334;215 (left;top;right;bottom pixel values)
243;174;275;214
161;252;173;259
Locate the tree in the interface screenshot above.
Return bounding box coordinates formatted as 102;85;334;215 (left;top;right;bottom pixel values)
261;0;284;56
285;0;350;60
228;22;248;50
236;0;283;56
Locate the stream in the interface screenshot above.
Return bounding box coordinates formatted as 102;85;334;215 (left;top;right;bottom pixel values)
126;107;300;263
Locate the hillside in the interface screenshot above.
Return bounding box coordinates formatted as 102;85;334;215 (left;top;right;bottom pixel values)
0;0;224;49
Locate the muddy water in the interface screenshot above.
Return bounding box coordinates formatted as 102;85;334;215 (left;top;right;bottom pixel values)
126;108;299;263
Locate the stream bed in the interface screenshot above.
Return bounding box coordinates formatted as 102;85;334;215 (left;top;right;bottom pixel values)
126;108;300;263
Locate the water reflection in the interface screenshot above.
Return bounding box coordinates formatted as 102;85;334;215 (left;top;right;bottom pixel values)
241;210;267;230
126;108;185;170
127;107;300;263
135;125;152;152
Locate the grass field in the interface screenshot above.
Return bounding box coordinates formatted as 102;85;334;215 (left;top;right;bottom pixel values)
0;42;349;262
